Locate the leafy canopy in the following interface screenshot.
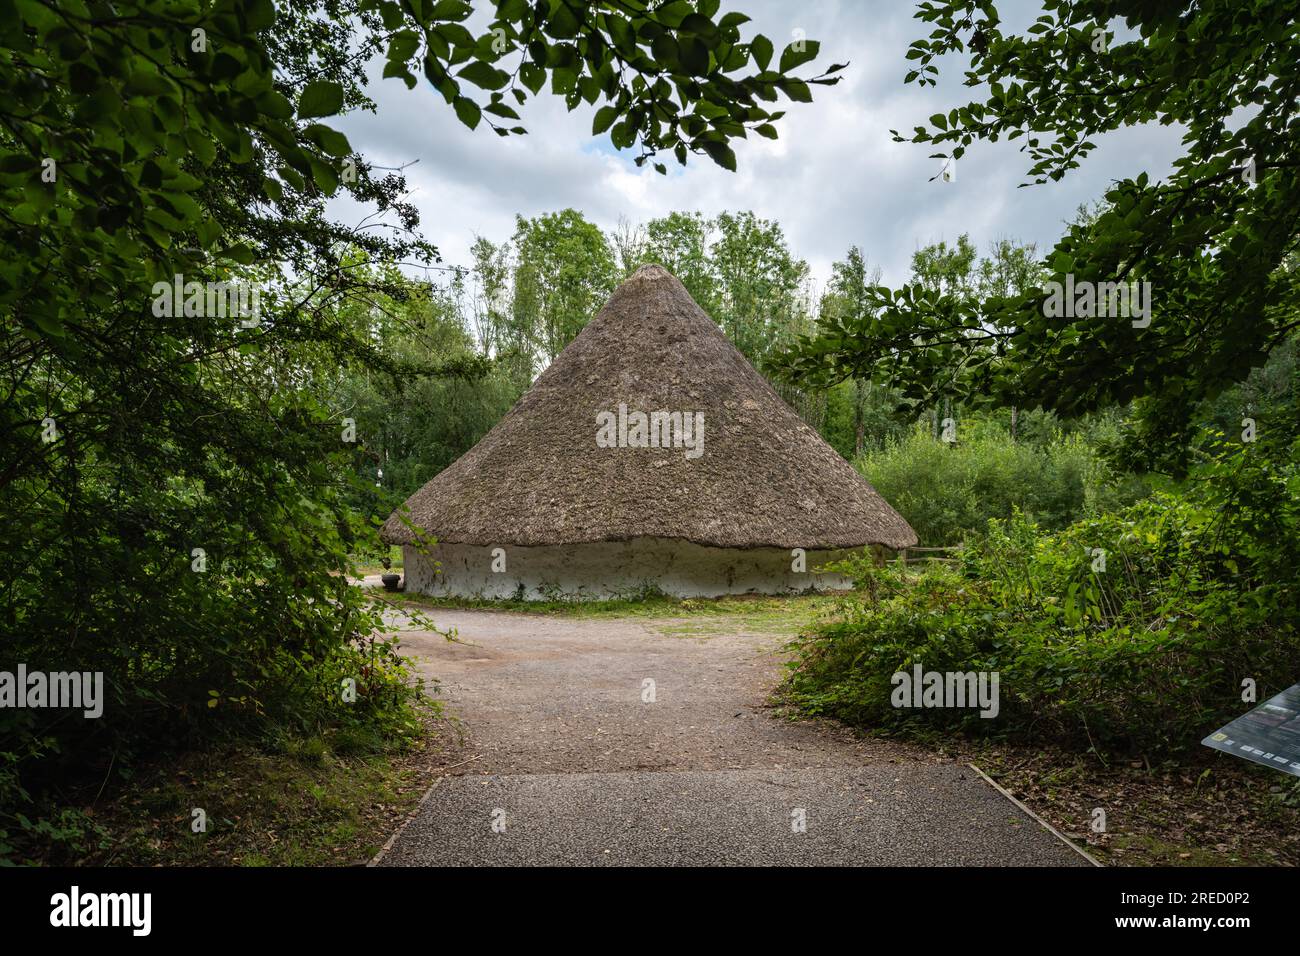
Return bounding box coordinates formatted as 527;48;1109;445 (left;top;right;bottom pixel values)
0;0;830;825
378;0;845;172
777;0;1300;438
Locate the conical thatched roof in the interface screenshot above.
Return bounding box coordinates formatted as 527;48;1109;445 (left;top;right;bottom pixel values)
380;264;918;551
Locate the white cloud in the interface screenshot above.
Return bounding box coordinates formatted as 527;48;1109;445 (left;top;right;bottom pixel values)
329;0;1186;291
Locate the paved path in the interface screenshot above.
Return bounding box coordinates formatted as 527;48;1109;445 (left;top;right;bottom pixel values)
374;607;1088;866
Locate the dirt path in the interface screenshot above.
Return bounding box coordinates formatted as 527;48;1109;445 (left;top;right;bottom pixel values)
375;606;1090;866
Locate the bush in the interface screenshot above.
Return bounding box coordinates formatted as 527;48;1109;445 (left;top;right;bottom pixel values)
855;418;1149;545
786;439;1300;756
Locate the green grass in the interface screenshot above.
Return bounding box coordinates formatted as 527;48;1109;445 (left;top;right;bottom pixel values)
653;608;826;638
392;589;841;630
63;724;439;867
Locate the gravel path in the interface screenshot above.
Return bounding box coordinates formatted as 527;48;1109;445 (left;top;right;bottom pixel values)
374;606;1088;866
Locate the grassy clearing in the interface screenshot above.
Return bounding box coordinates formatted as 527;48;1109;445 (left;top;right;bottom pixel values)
391;589;841;636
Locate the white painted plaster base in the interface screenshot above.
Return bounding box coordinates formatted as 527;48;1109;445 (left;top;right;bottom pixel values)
400;538;870;600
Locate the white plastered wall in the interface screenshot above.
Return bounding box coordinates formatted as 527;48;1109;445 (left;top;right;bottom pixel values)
401;537;870;600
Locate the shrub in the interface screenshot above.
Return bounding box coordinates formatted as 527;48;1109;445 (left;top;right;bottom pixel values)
854;418;1149;546
786;439;1300;756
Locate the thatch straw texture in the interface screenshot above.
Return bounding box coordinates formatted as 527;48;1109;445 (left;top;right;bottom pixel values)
381;264;918;551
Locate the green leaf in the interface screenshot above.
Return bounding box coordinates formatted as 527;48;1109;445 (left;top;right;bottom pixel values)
780;79;812;103
652;34;680;70
458;60;510;90
592;105;620;135
194;217;224;247
310;156;339;193
453;96;481;129
679;36;710;75
303;124;352;158
298;81;345;119
680;14;719;44
519;63;545;94
750;35;773;70
221;243;255;264
124;70;171;98
388;30;421;62
779;39;819;73
430;0;471;20
655;1;692;29
31;311;65;338
255;90;295;120
159;191;202;223
700;139;736;171
377;1;405;29
484;101;520;120
609;121;635;149
382;60;417;88
244;0;276;31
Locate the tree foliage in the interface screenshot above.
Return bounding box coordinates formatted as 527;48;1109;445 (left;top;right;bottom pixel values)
510;209;619;372
777;0;1300;449
789;422;1300;753
0;0;828;852
620;209;813;365
381;0;845;171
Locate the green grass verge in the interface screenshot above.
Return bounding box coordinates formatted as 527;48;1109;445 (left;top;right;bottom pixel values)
32;722;443;867
390;589;842;634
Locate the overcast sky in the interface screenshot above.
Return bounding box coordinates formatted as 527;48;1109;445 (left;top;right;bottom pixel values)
330;0;1185;294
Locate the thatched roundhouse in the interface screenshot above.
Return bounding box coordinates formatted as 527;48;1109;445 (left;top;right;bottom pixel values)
380;264;917;599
